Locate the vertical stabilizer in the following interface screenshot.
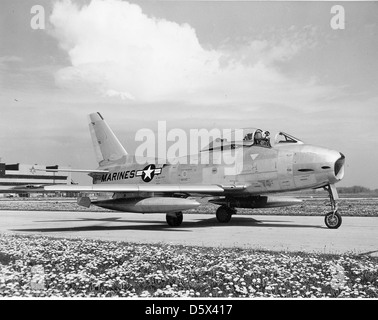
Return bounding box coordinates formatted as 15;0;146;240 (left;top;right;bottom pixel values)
89;112;128;166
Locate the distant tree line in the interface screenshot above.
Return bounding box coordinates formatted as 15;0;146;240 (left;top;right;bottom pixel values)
338;186;378;194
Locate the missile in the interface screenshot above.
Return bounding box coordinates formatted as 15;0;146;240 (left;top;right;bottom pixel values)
79;196;200;213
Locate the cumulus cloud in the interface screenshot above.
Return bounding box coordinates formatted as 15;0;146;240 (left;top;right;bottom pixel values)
49;0;334;108
219;25;318;67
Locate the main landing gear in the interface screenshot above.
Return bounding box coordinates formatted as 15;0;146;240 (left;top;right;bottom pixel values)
216;205;236;223
166;206;236;226
166;211;183;227
324;184;342;229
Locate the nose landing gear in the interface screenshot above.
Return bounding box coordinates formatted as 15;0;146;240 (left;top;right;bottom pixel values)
324;184;342;229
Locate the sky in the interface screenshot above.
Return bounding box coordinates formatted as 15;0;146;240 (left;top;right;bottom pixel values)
0;0;377;188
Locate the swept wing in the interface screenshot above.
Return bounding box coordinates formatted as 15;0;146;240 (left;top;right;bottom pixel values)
43;184;245;194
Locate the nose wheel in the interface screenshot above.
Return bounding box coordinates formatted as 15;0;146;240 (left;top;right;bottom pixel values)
324;184;342;229
325;211;342;229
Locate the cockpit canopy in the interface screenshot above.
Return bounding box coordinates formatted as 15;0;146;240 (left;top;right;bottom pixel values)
241;129;304;146
201;128;303;152
274;132;303;145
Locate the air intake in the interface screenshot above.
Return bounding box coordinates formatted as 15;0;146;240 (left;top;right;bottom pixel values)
334;153;345;179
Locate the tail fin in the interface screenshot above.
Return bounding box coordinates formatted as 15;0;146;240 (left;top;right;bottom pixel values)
89;112;128;166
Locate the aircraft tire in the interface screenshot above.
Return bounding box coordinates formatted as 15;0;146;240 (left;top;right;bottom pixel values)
216;206;232;223
324;211;342;229
166;212;183;227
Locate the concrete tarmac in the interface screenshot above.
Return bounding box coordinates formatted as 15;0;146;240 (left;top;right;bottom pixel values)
0;210;377;256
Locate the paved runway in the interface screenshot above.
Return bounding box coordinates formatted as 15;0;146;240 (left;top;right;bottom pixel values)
0;210;377;256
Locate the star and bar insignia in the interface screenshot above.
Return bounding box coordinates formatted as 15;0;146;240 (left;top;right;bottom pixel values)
136;164;162;183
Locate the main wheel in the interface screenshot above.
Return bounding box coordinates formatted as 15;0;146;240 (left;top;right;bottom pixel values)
216;206;233;223
324;211;342;229
166;212;183;227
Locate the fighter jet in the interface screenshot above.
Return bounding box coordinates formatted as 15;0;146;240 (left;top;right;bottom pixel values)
38;112;345;229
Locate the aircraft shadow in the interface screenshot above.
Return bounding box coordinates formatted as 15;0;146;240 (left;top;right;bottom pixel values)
12;215;323;233
357;249;378;257
34;217;144;223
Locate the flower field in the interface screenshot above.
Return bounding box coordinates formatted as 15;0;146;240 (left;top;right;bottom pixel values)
1;234;377;298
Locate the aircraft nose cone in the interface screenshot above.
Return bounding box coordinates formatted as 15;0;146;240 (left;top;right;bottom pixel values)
334;152;345;180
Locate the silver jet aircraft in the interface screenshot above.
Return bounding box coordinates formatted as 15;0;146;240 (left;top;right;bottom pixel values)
40;112;345;229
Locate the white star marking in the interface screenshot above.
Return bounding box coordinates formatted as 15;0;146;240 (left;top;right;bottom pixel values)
143;165;154;179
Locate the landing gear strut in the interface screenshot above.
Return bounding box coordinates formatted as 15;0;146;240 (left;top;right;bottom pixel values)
324;184;342;229
166;211;183;227
216;205;235;223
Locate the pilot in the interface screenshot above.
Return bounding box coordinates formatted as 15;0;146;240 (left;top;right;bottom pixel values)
261;131;271;147
243;133;253;141
254;131;262;145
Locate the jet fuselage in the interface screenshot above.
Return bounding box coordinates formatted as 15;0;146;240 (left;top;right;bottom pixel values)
93;142;345;196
